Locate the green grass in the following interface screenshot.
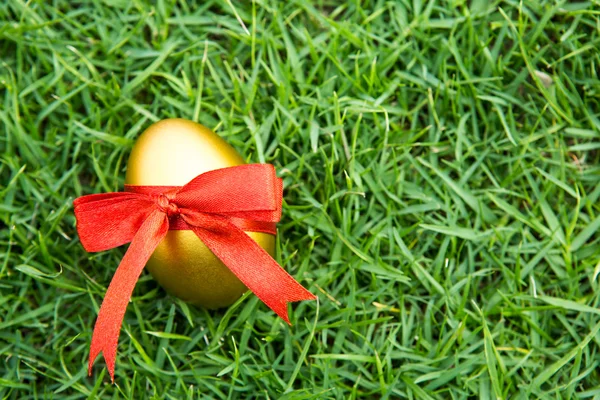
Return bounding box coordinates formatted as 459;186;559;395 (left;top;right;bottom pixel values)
1;0;600;398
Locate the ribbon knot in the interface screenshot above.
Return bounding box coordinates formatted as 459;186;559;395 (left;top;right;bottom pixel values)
73;164;316;382
155;192;179;216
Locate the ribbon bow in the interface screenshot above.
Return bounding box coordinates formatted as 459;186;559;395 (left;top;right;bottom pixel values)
74;164;315;381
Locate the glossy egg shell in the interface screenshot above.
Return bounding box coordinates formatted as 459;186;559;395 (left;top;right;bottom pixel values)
125;119;275;309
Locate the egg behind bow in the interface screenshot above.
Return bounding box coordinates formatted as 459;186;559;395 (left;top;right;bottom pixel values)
125;119;275;309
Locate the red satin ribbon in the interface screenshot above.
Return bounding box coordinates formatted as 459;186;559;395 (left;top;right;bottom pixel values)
74;164;315;381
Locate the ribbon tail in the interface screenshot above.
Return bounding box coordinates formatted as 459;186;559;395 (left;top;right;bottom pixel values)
88;210;168;382
183;213;315;324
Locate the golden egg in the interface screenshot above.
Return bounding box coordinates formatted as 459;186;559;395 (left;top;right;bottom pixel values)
125;118;275;309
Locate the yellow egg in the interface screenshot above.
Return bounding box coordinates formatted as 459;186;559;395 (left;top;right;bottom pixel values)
125;119;275;308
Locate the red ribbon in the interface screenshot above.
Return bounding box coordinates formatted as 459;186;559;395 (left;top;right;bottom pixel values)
74;164;315;381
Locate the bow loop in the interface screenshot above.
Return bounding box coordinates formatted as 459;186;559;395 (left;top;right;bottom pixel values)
74;192;156;252
175;164;282;221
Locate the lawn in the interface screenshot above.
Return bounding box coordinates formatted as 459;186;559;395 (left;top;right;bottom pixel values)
1;0;600;398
